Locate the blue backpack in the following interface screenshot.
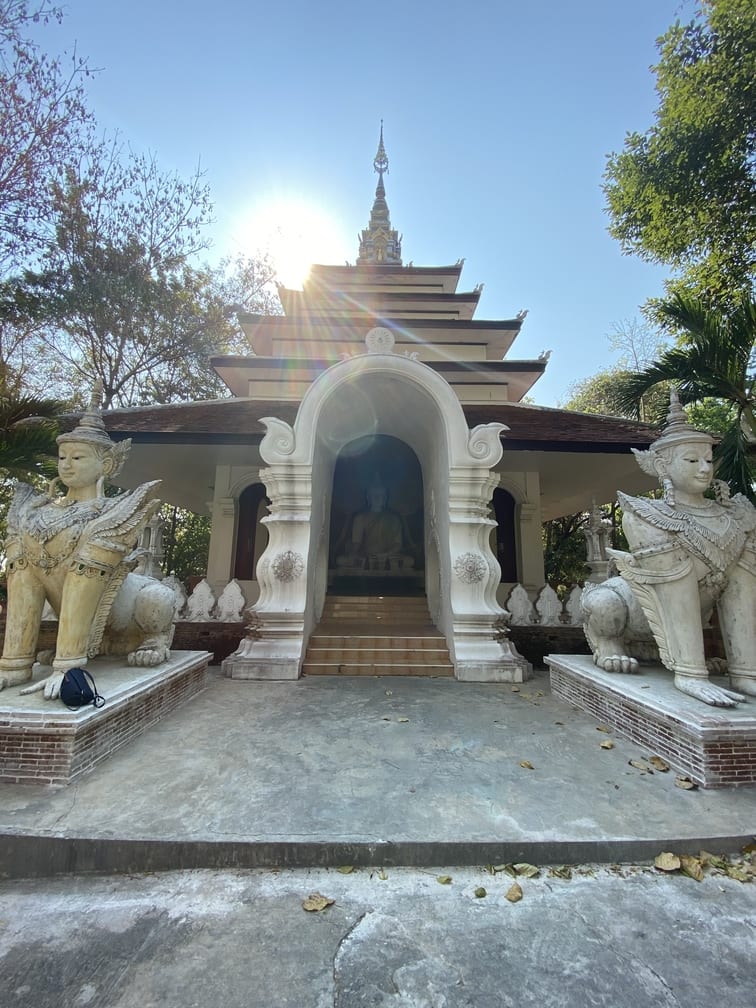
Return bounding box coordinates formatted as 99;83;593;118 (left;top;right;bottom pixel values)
60;667;105;710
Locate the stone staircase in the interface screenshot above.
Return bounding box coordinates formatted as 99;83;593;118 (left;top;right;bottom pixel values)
302;595;454;677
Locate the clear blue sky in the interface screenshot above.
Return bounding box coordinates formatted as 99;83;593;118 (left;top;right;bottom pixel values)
42;0;692;406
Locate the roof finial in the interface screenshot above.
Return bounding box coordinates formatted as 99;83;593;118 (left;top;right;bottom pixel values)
374;120;389;177
357;123;402;266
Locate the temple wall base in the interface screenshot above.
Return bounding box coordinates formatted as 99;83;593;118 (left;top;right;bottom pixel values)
222;650;301;680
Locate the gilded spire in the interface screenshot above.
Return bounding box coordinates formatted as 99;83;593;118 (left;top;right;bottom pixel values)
357;122;402;266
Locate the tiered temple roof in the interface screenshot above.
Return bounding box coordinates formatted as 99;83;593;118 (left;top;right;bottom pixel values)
211;129;547;405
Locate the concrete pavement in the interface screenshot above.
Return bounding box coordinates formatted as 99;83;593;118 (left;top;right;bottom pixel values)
1;668;755;1007
1;864;755;1007
1;669;755;875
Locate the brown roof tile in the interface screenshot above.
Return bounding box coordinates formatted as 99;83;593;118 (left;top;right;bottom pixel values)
73;397;658;451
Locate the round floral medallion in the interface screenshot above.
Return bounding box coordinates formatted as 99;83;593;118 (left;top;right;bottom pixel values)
271;550;305;582
365;326;395;354
453;552;487;584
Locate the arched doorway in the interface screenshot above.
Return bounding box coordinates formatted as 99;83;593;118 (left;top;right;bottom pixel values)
492;487;518;583
328;434;424;595
233;483;269;580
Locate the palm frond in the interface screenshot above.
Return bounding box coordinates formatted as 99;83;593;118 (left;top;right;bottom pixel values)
714;422;755;502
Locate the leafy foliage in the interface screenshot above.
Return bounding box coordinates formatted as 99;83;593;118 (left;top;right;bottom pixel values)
611;292;756;498
542;505;625;593
604;0;756;306
2;138;281;407
161;505;211;584
0;392;59;480
0;1;93;275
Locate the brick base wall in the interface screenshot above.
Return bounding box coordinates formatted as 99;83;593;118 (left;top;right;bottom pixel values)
547;654;756;788
0;651;210;785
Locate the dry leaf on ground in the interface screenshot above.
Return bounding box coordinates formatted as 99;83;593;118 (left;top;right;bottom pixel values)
514;863;540;878
336;866;354;875
675;776;697;790
506;882;523;903
629;759;652;772
437;875;453;885
654;852;681;872
302;893;335;912
679;855;704;881
519;760;535;770
549;866;573;880
649;755;670;772
600;740;615;750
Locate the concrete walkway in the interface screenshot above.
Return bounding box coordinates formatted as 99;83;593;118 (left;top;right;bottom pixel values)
1;669;755;1007
1;669;754;876
2;863;756;1008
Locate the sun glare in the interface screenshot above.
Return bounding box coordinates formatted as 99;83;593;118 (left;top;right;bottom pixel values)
233;199;349;288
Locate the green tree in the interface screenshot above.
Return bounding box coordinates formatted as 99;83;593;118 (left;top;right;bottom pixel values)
612;292;756;498
560;318;670;420
0;391;59;480
162;506;210;584
604;0;756;306
0;1;93;275
3;137;281;407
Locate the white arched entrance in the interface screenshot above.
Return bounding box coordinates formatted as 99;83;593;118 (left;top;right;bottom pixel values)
223;330;530;682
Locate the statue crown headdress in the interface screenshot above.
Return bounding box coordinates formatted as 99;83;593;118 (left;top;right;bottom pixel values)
632;389;714;477
57;381;131;477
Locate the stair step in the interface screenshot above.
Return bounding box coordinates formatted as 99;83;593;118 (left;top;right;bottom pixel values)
310;636;445;648
303;594;453;678
306;650;451;663
302;663;454;677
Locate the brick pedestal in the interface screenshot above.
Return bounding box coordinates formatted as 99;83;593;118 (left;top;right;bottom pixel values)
547;654;756;788
0;651;211;786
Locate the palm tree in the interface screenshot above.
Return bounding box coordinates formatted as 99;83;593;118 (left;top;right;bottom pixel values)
0;394;61;482
611;293;756;500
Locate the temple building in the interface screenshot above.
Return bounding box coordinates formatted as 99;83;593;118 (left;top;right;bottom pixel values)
99;129;656;681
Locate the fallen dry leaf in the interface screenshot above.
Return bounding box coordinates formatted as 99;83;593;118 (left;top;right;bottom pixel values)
519;760;535;770
437;875;453;885
629;759;652;772
514;862;540;878
675;776;697;790
596;725;610;733
302;893;335;912
600;740;615;750
336;866;354;875
654;852;681;872
725;865;752;883
505;882;523;903
398;717;410;723
549;866;573;880
700;850;728;871
649;755;670;772
679;855;704;881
